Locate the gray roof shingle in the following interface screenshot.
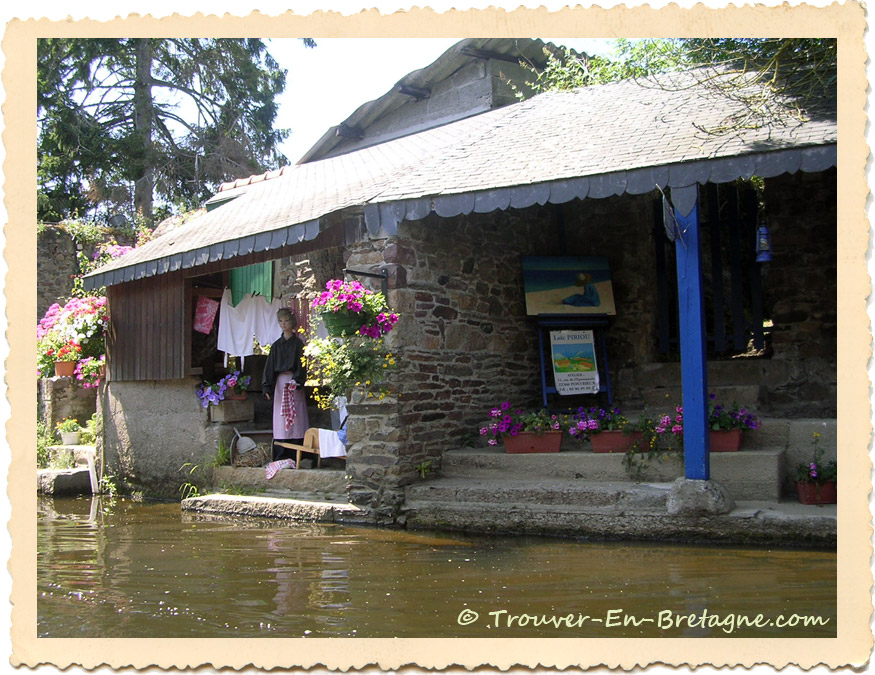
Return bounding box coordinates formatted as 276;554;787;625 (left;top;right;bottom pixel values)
84;69;836;288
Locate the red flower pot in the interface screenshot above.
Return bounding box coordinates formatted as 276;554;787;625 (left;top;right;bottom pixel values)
224;391;248;401
709;429;743;452
590;430;643;453
795;480;837;505
503;431;563;454
54;360;76;377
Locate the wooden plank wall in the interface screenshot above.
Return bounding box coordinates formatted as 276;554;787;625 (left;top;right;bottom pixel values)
107;272;186;381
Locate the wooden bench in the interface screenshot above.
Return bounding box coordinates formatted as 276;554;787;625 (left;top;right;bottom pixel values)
273;428;323;469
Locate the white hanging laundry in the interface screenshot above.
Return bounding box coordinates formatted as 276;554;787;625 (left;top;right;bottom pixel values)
253;296;286;346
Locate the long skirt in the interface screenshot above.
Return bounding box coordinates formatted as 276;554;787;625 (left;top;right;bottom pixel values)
272;372;309;440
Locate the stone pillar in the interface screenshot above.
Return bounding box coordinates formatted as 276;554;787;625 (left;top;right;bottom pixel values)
39;376;98;432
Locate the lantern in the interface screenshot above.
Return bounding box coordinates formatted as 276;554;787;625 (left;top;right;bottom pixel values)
755;222;772;263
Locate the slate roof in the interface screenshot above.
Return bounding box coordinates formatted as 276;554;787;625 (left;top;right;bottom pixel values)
84;69;836;290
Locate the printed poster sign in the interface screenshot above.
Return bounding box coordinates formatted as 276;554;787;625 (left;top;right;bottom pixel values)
550;330;599;395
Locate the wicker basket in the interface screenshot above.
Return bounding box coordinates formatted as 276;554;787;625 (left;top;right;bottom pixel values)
233;442;271;468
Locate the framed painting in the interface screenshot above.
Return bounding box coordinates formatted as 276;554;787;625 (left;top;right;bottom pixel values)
521;256;616;316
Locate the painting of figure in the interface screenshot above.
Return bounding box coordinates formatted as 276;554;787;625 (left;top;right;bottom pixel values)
522;256;616;316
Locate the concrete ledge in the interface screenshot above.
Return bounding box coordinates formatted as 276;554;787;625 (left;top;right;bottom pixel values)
38;468;92;496
181;493;374;525
402;498;836;548
212;465;347;499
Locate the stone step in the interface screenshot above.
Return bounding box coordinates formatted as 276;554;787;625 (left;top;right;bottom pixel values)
440;446;784;501
211;465;347;500
406;477;670;509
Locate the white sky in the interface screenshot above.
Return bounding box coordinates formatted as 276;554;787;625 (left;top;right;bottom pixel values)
269;37;617;163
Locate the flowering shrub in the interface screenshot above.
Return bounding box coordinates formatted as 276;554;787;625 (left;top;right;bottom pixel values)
303;336;396;410
479;402;565;445
37;296;108;378
75;355;105;388
55;417;81;433
795;432;837;484
568;406;629;437
313;279;399;337
196;371;252;407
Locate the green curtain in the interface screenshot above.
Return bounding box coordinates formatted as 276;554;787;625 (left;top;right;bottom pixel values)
230;262;273;306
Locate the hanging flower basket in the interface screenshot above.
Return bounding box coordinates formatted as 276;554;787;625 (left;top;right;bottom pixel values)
321;311;363;337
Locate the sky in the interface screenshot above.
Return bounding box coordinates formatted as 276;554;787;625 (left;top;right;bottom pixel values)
268;37;617;164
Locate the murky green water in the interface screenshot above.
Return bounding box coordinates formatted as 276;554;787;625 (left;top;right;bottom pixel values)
38;496;836;638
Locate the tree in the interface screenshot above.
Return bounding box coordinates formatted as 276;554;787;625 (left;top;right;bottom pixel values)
517;38;836;134
38;38;315;224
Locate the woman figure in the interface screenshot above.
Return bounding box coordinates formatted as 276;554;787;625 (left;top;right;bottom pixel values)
262;308;309;461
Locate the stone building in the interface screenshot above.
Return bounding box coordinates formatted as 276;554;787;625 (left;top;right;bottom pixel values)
83;39;837;515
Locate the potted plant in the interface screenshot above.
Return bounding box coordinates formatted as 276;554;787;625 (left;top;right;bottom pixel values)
652;395;761;452
303;335;397;410
479;402;566;453
55;418;82;446
569;405;641;453
313;279;399;337
794;432;836;505
53;340;82;377
196;371;252;407
75;355;105;388
37;295;108;379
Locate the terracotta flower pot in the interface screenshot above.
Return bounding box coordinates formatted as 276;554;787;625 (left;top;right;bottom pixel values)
224;391;248;401
54;360;76;377
709;429;743;452
503;430;563;454
795;480;837;505
590;430;643;453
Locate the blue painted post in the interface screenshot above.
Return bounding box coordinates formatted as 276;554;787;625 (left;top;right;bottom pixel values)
673;188;710;480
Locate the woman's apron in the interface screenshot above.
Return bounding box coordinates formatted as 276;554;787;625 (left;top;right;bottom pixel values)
272;372;309;439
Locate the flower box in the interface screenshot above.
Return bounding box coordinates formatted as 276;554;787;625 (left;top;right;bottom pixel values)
590;430;643;453
709;429;743;452
503;431;563;454
795;480;837;505
209;398;255;423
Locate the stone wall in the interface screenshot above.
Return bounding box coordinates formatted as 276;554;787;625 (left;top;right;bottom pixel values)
37;224;138;320
100;378;227;499
39;376;98;432
759;169;837;416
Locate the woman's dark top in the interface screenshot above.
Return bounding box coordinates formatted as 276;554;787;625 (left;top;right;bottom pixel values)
262;334;307;394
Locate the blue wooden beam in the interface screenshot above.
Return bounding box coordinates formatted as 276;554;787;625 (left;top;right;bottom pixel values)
673;186;710;479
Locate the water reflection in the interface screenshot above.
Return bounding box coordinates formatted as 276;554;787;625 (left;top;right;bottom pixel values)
38;496;837;638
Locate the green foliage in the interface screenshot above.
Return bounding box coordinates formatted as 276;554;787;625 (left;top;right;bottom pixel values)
38;38;314;223
79;413;101;445
414;460;433;479
37;422;54;469
796;432;837;484
178;462;202;500
210;440;232;468
99;474;119;498
55;417;81;434
517;38;836;135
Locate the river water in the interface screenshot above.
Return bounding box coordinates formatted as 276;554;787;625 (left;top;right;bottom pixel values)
38;496;836;639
